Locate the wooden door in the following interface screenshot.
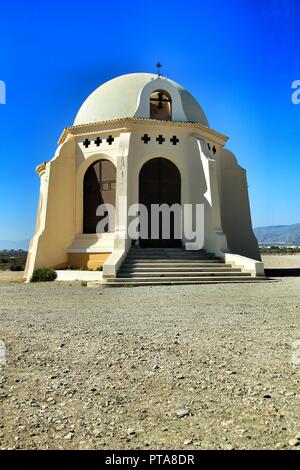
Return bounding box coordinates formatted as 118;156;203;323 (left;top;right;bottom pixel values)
83;160;116;233
139;158;181;247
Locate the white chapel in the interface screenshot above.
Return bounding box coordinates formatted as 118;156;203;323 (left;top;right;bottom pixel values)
25;72;264;284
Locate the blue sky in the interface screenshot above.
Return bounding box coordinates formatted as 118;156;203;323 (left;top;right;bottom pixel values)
0;0;299;241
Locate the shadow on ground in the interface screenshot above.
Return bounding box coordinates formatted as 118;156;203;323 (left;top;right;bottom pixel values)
265;268;300;277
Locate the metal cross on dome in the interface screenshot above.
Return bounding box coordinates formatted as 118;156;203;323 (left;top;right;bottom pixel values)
156;61;162;77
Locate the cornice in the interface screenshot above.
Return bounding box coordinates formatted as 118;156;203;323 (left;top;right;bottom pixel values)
58;118;228;147
36;162;47;177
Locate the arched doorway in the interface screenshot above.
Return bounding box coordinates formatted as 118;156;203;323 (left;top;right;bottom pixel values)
139;158;181;247
83;159;116;233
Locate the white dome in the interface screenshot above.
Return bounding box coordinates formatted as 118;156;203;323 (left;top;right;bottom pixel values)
74;73;209;126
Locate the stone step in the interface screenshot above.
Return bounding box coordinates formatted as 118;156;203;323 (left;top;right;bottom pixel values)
130;248;207;251
122;261;230;267
128;249;214;256
98;277;266;287
109;248;264;286
119;267;241;273
126;255;221;262
128;248;214;252
129;248;213;252
116;272;251;279
124;259;221;265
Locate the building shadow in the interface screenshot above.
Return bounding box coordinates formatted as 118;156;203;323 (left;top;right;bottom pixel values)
265;268;300;277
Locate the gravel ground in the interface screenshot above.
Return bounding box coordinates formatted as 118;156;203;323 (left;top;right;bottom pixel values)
0;277;300;450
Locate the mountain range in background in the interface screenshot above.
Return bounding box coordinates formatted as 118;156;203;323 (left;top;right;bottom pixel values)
0;223;300;250
253;223;300;246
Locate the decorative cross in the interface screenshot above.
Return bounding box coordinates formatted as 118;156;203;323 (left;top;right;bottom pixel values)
212;145;217;154
83;139;91;148
141;134;151;144
207;142;211;150
106;135;114;145
156;135;165;145
156;61;162;76
94;137;102;146
170;135;179;145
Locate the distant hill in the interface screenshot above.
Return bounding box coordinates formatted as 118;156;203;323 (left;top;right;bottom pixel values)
254;223;300;246
0;240;30;250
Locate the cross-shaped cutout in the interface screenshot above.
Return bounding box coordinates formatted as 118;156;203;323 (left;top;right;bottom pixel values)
106;135;114;145
156;135;165;145
170;136;179;145
95;137;102;146
83;139;91;148
212;146;216;154
141;134;151;144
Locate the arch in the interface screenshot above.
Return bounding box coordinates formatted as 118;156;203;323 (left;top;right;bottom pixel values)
139;157;181;247
83;159;116;233
150;89;172;120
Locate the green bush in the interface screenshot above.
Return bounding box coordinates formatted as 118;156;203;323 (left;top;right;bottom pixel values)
81;281;87;287
31;268;57;282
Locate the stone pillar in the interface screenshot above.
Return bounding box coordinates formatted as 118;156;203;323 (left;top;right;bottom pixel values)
103;132;131;277
198;138;228;256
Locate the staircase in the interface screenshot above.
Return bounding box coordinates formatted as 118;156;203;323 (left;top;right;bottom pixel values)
103;248;265;286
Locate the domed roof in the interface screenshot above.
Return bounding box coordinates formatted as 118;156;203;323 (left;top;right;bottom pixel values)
74;73;209;127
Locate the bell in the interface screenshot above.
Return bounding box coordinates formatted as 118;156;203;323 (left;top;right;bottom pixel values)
157;93;164;109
